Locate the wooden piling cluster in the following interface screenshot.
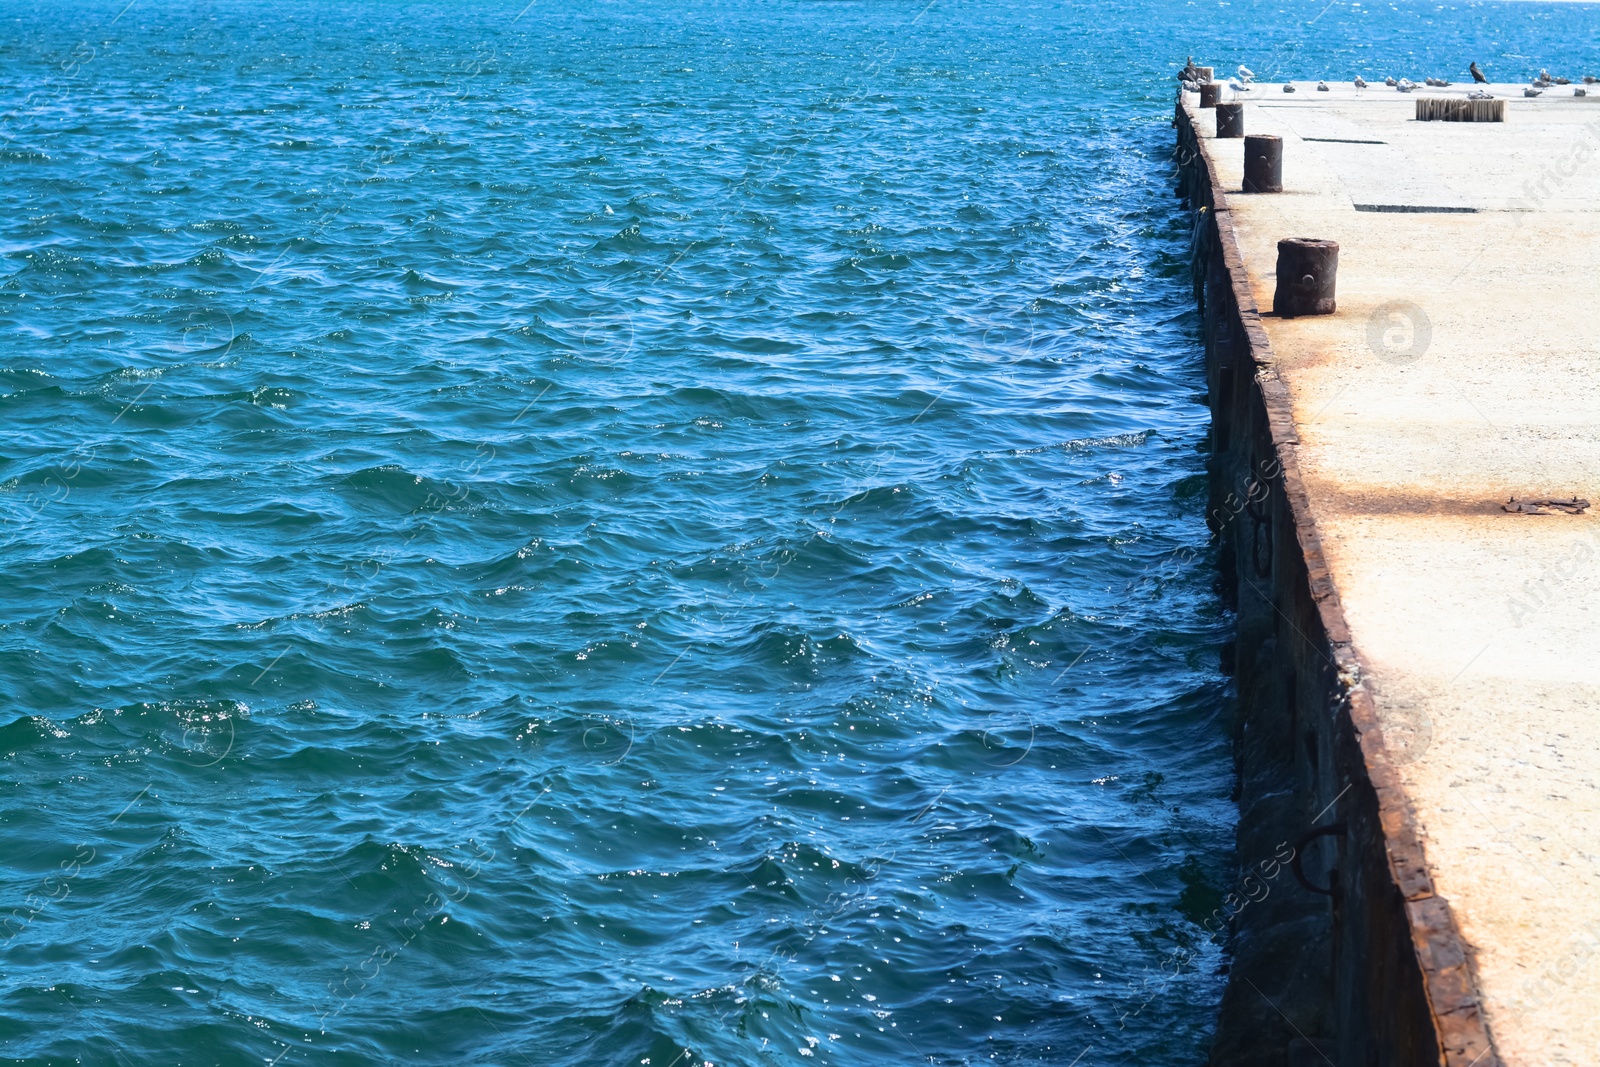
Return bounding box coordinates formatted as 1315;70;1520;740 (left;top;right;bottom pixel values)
1416;96;1506;122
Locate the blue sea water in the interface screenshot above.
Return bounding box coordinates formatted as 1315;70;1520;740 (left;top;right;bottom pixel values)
0;1;1594;1064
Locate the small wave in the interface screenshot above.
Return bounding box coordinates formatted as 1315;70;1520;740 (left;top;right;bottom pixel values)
1009;430;1153;456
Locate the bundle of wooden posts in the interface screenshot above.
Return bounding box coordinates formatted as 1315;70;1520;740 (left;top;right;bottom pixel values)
1416;96;1505;122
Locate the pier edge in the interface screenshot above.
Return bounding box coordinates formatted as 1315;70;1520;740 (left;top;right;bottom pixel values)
1173;98;1501;1067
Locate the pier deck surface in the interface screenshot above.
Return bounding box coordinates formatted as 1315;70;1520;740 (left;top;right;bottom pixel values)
1186;82;1600;1066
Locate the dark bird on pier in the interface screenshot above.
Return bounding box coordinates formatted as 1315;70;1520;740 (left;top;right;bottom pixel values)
1470;61;1488;84
1283;83;1296;93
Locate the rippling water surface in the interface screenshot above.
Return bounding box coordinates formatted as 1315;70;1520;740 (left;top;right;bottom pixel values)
1;1;1594;1063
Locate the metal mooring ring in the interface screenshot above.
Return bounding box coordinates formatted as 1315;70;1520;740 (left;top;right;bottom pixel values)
1290;822;1347;896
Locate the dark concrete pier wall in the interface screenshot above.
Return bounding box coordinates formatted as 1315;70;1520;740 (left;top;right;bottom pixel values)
1173;102;1500;1067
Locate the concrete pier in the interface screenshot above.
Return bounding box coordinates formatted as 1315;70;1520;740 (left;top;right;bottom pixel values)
1175;81;1600;1066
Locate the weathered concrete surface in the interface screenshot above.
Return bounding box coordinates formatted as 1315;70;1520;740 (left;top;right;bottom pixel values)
1183;81;1600;1066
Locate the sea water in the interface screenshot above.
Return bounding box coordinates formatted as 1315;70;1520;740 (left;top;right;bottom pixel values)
0;1;1592;1063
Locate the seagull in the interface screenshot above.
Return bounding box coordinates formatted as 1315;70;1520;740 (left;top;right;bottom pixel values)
1470;61;1488;84
1585;76;1599;85
1578;89;1589;97
1385;76;1397;86
1397;78;1417;92
1554;76;1570;85
1181;78;1202;93
1317;81;1329;91
1237;64;1256;83
1524;86;1543;97
1228;79;1250;94
1354;75;1368;89
1467;89;1495;100
1537;68;1552;85
1283;83;1297;93
1425;77;1451;87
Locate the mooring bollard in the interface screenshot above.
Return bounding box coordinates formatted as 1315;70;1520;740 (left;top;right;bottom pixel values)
1200;82;1222;108
1215;102;1244;137
1273;238;1338;317
1194;66;1214;82
1243;134;1283;192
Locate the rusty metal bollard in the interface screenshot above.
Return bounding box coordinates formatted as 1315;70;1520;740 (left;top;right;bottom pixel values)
1273;239;1339;317
1215;102;1244;137
1200;82;1223;108
1243;134;1283;192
